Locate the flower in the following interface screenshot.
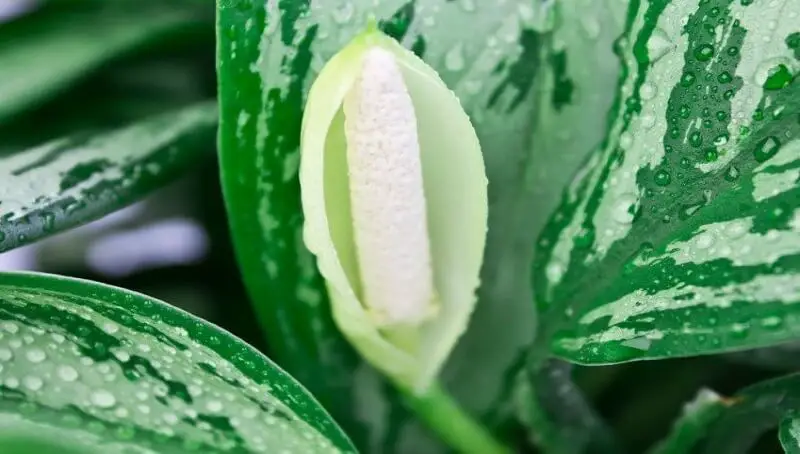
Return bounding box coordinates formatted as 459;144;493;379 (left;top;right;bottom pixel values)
299;23;487;393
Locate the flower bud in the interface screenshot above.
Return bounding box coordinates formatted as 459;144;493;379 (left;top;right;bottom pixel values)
299;23;487;393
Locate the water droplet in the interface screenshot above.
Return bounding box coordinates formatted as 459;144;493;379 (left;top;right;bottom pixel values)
689;131;703;147
25;348;47;363
730;322;749;339
694;232;715;249
763;64;792;90
580;15;600;39
713;133;729;146
2;321;19;334
23;375;43;391
57;365;79;382
613;194;638;224
5;377;19;389
679;104;692;118
332;3;354;24
206;400;223;413
444;43;465;72
654;169;671;186
753;58;794;86
459;0;476;12
704;147;719;162
90;389;116;408
694;44;714;61
754;136;781;162
0;348;13;361
640;82;657;100
619;131;633;149
724;165;740;181
647;28;675;63
640;113;656;129
680;71;696;87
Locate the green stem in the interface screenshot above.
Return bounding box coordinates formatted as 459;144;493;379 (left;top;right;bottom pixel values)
400;382;512;454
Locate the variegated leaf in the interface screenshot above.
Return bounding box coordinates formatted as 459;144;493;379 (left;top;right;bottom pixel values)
0;102;217;253
534;0;800;363
650;389;725;454
781;416;800;454
701;374;800;454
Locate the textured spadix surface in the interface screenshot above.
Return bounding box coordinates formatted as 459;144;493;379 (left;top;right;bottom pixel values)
300;26;487;392
342;47;437;327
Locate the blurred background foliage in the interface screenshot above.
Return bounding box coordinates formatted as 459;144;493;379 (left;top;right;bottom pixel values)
0;1;793;452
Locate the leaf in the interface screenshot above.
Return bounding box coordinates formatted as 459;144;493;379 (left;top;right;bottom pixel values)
218;0;552;450
0;101;217;253
649;389;725;454
780;417;800;454
526;0;627;255
533;0;800;363
515;360;621;454
0;271;355;453
0;1;207;122
699;374;800;454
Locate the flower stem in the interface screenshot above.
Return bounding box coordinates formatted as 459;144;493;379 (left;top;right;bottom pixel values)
400;382;512;454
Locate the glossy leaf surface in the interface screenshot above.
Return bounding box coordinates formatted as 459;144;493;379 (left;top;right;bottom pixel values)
0;2;205;122
217;0;552;450
700;374;800;454
0;272;355;453
534;0;800;363
650;389;725;454
781;417;800;454
0;102;217;253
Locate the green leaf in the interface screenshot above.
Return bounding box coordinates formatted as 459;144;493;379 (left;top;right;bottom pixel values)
0;2;206;122
650;389;725;454
516;360;621;454
534;0;800;363
0;271;355;453
218;0;552;450
699;374;800;454
526;0;627;253
780;417;800;454
0;101;217;253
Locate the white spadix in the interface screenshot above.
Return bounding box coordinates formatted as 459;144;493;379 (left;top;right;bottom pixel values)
342;47;437;327
299;24;487;392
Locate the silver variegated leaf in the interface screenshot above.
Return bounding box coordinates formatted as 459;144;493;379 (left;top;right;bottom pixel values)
534;0;800;363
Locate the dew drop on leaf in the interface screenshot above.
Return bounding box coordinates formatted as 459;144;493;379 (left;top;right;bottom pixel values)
753;136;781;162
654;169;671;186
694;44;714;62
444;43;465;72
647;27;675;64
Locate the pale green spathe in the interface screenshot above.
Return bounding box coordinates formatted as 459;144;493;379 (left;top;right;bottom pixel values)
299;24;487;393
